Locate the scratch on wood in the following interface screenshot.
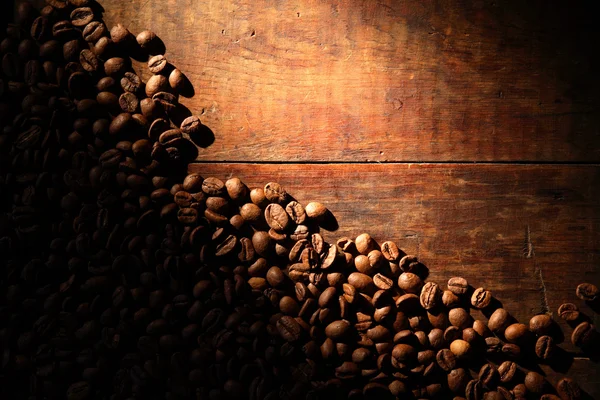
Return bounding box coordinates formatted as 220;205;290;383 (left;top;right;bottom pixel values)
526;225;550;315
524;225;534;258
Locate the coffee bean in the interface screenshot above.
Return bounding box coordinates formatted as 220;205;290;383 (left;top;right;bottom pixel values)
557;377;582;400
420;281;441;310
110;23;133;44
524;371;547;394
148;54;168;73
47;0;68;9
264;203;290;231
529;314;553;335
153;91;178;113
442;290;461;308
82;21;106;42
504;323;529;344
465;379;483;400
120;72;141;93
436;348;456;371
277;316;301;342
305;202;327;221
571;321;597;347
478;363;498;388
347;272;373;294
497;361;517;384
264;182;287;203
146;74;169;97
535;335;554;360
471;287;492;309
136;30;159;52
450;339;471;359
119;92;139;113
79;49;99;72
448;277;469;295
558;303;580;322
71;7;94;27
104;57;127;77
488;308;511;334
576;282;599;302
66;381;90;400
373;273;393;290
398;272;423;294
501;343;521;359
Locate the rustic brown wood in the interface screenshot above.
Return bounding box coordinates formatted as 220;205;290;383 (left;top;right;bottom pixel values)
98;0;600;162
191;163;600;395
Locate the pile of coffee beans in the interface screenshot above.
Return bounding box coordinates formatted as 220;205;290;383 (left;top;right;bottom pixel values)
0;1;598;400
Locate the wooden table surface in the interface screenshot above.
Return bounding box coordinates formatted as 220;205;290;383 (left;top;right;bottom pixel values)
99;0;598;395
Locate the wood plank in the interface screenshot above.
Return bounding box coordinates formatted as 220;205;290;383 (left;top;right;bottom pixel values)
190;163;600;396
96;0;600;162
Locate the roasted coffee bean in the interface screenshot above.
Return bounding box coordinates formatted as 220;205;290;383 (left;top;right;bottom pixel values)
277;316;301;342
436;349;456;371
168;68;188;92
448;277;469;295
146;74;169;97
71;7;94;27
504;323;529;344
535;335;554;360
148;54;168;73
443;290;462;308
380;240;400;261
485;336;504;353
471;287;492;309
119;92;139;113
104;57;127;77
31;17;50;42
465;379;483;400
347;272;373;294
478;363;498;388
110;23;133;44
488;308;511;334
398;272;423;294
79;49;99;72
576;282;599;302
120;72;141;93
153;91;178;113
305;201;327;221
524;371;547;394
529;314;553;335
571;321;596;347
501;343;521;359
373;273;393;290
265;203;290;231
450;339;471;359
420;281;441;310
497;361;517;383
82;21;106;42
558;303;580;322
263;182;287;204
137;30;160;52
556;377;582;400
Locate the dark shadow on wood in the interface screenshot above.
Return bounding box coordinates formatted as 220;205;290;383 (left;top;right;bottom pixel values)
319;209;339;232
188;123;216;149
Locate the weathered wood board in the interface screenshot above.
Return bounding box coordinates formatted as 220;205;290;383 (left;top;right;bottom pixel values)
98;0;600;162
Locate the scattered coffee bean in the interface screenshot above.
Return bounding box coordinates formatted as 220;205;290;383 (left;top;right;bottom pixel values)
558;303;580;322
576;282;599;302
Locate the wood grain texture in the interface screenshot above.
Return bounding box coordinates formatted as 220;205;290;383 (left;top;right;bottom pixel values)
190;163;600;395
97;0;600;162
